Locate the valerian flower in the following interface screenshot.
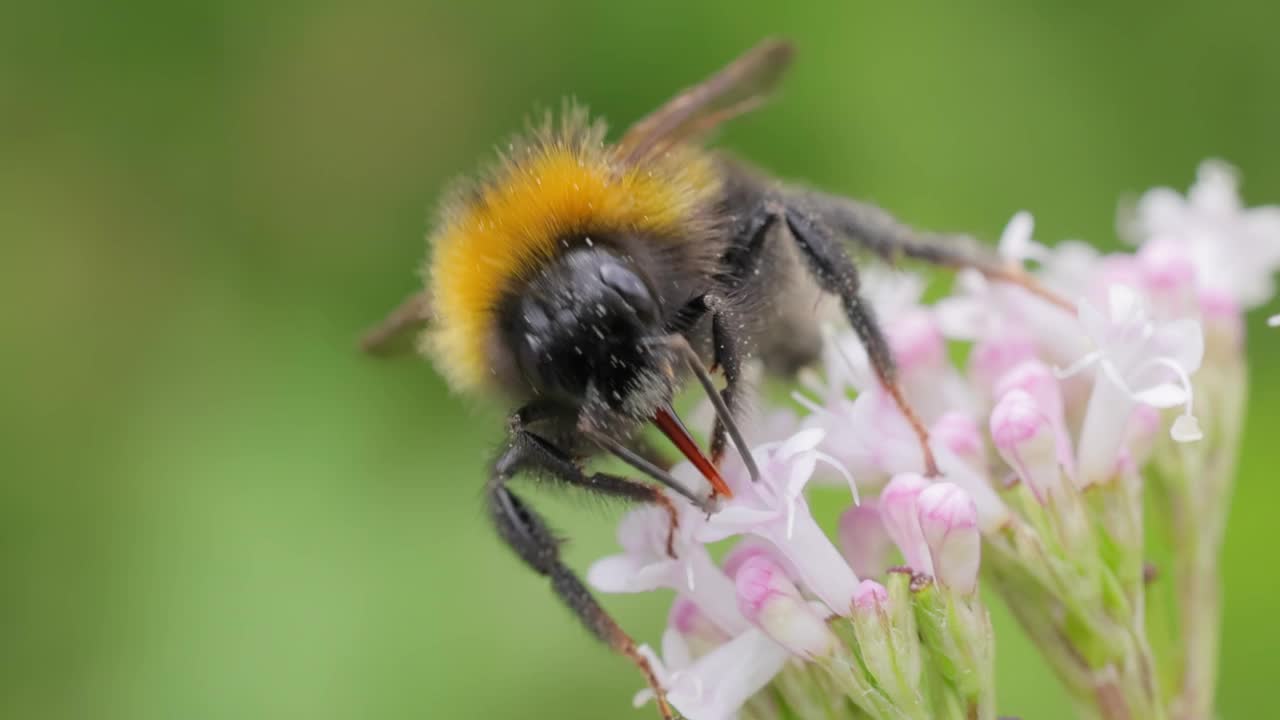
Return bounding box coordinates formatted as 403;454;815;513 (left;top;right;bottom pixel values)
586;161;1269;720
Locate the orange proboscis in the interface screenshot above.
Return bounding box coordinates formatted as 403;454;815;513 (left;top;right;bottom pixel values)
652;406;733;499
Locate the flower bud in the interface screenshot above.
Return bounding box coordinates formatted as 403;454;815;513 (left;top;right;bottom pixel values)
930;413;1010;531
930;412;985;469
838;501;894;578
668;596;729;656
735;555;837;660
995;361;1074;476
721;538;784;579
853;578;890;614
916;483;981;595
879;473;933;574
1138;237;1199;318
991;389;1062;504
969;329;1038;395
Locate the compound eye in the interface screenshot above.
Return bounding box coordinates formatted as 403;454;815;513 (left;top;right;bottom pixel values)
599;261;659;327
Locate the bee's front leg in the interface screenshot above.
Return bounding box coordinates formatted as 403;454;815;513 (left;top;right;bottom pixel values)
486;412;699;719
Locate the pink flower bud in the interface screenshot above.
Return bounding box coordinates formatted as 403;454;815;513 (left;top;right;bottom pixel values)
721;538;780;579
969;330;1038;394
735;555;837;659
838;500;894;578
852;579;889;614
916;483;981;595
994;361;1074;476
889;309;946;373
931;412;985;468
879;473;933;574
668;596;730;655
990;389;1062;504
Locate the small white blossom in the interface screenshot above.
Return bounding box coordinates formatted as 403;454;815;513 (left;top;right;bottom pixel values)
1128;159;1280;308
589;501;747;636
1059;285;1204;483
637;629;790;720
698;428;862;616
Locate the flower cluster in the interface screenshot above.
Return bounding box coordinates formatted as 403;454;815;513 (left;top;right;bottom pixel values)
589;161;1277;720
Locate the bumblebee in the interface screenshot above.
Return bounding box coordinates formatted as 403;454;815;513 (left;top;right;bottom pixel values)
363;39;1065;718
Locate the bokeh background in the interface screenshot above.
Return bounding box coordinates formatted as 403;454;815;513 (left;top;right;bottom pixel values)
4;2;1279;718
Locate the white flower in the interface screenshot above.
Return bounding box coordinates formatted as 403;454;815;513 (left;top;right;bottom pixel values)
796;388;927;487
1270;314;1280;328
1129;159;1280;309
1059;285;1204;484
698;428;862;616
589;500;748;636
636;628;790;720
998;210;1050;265
935;213;1088;369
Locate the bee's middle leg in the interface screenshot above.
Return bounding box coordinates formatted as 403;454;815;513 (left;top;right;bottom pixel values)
741;201;941;476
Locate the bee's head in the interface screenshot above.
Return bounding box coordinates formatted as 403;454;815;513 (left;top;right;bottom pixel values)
497;244;680;420
492;241;743;500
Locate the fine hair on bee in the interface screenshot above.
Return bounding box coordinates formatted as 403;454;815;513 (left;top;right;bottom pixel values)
361;38;1070;718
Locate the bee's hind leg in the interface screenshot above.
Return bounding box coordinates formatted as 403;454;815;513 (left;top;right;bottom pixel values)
800;192;1073;312
486;413;690;719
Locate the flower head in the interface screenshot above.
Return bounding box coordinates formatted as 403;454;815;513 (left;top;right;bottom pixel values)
593;160;1268;720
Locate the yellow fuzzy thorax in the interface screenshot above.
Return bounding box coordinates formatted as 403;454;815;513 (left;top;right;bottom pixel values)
424;115;721;394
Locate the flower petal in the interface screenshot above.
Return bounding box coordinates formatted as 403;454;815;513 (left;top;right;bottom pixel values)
589;554;659;593
1131;382;1188;408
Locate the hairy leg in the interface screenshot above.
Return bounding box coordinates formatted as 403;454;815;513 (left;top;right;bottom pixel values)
488;415;687;718
799;191;1072;311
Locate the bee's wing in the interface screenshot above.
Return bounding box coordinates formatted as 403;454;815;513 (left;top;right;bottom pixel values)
614;38;795;164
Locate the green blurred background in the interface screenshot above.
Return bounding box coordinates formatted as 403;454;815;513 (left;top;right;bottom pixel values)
4;2;1278;718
